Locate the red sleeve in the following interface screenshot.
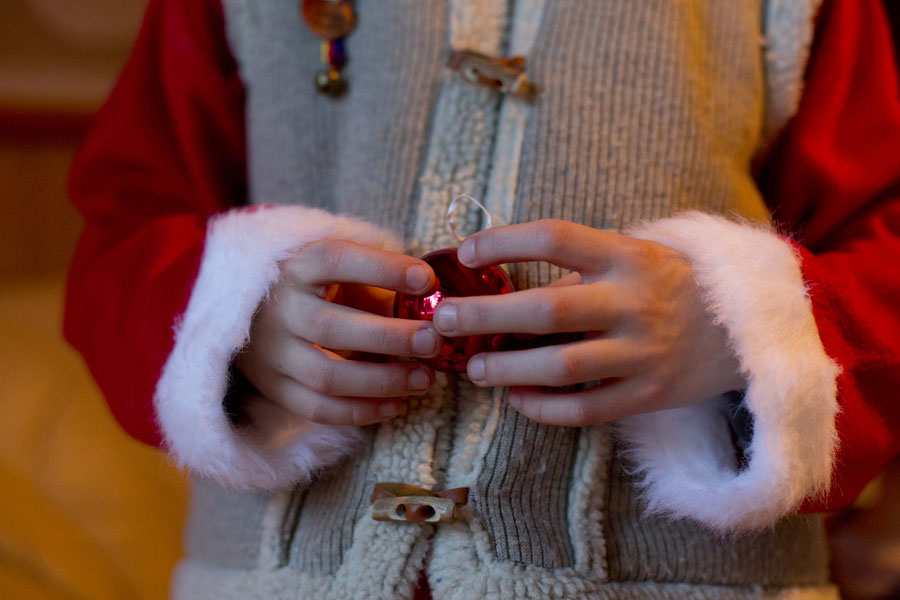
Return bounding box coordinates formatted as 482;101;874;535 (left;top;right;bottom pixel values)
64;0;246;447
758;0;900;512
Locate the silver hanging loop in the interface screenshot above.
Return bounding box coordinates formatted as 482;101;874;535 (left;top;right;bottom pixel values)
445;194;495;244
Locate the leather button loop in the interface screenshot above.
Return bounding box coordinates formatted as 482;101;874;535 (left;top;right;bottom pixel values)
370;482;469;524
447;49;538;98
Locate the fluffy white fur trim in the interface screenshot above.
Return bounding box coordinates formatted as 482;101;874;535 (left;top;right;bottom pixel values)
620;212;841;531
761;0;824;146
155;205;403;489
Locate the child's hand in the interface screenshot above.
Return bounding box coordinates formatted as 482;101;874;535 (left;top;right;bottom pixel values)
235;239;441;426
431;220;745;427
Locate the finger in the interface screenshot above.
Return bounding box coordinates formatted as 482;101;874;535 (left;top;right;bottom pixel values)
507;378;649;426
286;239;436;294
291;295;441;357
466;337;641;388
284;342;434;397
433;282;625;336
458;219;628;273
270;375;406;426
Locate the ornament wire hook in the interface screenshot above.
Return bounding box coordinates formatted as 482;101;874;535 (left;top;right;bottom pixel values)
445;194;494;244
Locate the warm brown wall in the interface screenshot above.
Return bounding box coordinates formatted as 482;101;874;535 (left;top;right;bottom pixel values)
0;0;146;284
0;137;83;282
0;0;146;113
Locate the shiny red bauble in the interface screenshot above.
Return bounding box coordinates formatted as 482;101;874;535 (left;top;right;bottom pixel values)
394;248;514;373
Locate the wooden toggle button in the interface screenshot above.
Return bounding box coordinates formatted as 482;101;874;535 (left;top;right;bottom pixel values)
447;49;539;98
371;482;469;524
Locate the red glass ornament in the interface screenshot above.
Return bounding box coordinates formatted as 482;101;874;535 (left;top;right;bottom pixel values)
395;248;514;373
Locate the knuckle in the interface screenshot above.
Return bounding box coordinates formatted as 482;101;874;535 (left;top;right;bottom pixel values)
377;376;393;398
296;239;330;268
308;362;339;395
375;257;405;289
570;401;593;427
293;241;317;264
303;399;330;424
623;239;661;267
529;400;545;423
308;308;339;346
639;378;667;407
552;350;584;385
289;353;314;383
540;294;571;331
304;319;326;346
377;370;402;397
264;290;297;330
280;254;307;283
538;219;572;255
630;292;653;319
642;341;668;365
297;239;350;282
457;301;485;332
624;239;686;274
476;230;499;260
631;290;664;323
320;240;349;276
373;324;397;354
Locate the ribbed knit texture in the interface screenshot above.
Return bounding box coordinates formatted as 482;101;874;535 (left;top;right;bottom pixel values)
604;452;830;585
475;404;578;568
178;0;835;598
288;432;376;573
511;0;770;289
183;477;271;569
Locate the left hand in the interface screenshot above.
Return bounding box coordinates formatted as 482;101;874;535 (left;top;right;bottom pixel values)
431;219;745;426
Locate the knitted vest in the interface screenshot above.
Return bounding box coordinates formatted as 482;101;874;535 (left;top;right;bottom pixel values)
174;1;838;598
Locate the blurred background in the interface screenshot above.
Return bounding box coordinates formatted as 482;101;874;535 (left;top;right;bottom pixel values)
0;1;186;598
0;1;898;599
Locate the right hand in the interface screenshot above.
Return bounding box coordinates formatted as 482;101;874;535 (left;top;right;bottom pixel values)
235;239;441;426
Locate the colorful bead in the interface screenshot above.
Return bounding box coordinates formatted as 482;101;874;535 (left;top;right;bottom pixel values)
301;0;356;41
302;0;354;95
320;39;347;70
315;69;347;96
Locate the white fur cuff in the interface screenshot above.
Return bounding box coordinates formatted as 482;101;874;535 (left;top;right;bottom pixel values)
620;212;841;531
154;205;403;489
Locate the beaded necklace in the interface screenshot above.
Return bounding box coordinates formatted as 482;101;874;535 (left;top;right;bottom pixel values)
300;0;356;96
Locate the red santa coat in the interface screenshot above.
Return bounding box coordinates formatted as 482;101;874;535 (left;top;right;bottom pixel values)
65;0;900;517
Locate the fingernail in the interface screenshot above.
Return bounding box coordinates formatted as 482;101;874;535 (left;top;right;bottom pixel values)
508;392;522;409
468;357;485;382
379;402;400;418
458;239;475;264
406;264;432;292
433;303;457;333
409;368;431;391
412;328;438;355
